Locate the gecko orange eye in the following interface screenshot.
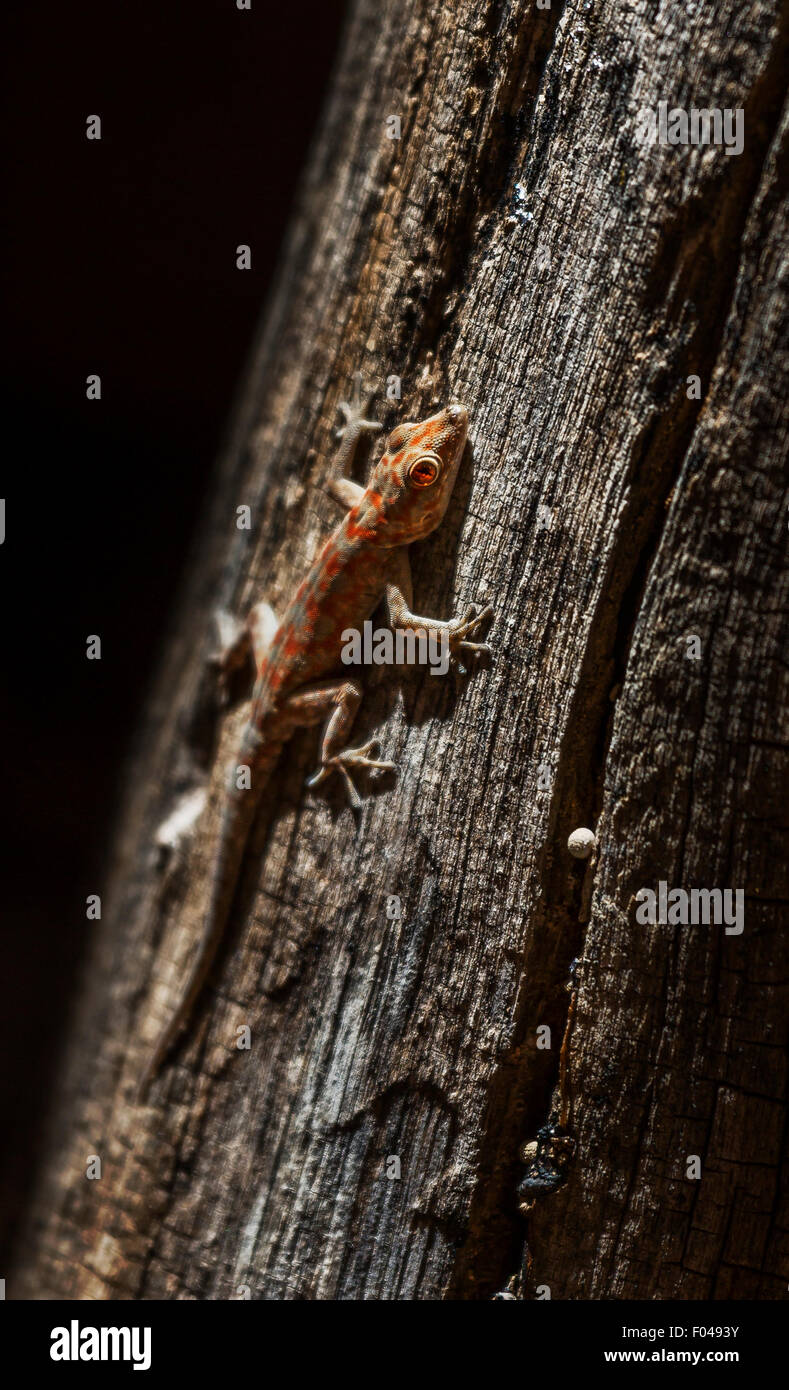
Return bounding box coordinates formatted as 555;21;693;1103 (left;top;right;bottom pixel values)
407;453;441;488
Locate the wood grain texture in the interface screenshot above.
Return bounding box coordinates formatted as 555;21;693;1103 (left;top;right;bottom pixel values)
12;0;788;1299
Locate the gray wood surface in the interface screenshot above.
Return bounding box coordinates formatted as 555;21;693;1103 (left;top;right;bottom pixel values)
13;0;788;1299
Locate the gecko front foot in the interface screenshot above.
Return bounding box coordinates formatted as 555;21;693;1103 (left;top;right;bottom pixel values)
306;739;396;811
336;371;382;444
208;603;279;701
449;604;495;674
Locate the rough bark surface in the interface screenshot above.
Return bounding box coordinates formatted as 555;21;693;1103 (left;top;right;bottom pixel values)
13;0;789;1299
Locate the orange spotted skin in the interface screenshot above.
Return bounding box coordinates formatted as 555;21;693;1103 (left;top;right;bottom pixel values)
252;404;469;723
140;403;479;1098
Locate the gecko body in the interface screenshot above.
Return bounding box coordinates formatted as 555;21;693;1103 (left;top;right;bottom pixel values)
140;388;492;1096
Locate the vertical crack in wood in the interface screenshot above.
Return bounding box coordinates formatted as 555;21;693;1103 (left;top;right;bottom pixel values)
448;6;789;1299
409;0;568;373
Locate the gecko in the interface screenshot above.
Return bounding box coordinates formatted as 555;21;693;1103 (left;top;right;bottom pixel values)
139;379;493;1098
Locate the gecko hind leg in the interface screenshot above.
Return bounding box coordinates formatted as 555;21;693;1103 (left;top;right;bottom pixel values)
308;738;396;811
448;604;495;671
281;677;395;810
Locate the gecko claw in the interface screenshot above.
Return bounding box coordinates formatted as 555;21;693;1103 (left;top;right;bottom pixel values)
449;604;495;669
335;414;382;444
306;739;396;808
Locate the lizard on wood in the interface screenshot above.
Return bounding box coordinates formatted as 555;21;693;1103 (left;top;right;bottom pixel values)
139;379;493;1098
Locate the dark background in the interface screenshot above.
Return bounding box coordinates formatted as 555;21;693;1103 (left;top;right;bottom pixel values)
0;0;347;1263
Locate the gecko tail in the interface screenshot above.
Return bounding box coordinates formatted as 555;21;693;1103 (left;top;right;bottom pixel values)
138;739;274;1103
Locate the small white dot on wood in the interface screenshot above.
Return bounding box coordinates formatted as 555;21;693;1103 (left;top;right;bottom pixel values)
568;827;596;859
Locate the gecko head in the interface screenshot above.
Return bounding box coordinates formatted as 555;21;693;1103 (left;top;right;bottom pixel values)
363;404;469;546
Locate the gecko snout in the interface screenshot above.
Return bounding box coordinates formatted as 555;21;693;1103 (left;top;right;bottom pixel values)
443;404;469;463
